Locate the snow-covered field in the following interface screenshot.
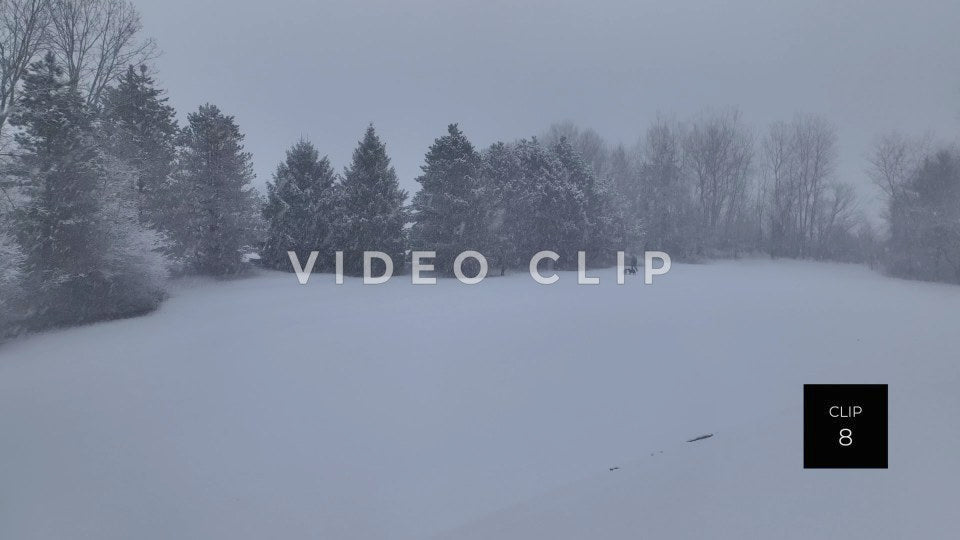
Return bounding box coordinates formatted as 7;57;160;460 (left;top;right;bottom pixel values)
1;260;958;539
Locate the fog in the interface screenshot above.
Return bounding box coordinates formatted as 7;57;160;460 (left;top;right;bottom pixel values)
136;0;960;216
4;2;960;536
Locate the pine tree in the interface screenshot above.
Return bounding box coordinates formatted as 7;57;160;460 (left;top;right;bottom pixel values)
410;124;485;275
335;125;408;276
12;52;105;326
11;53;164;327
100;65;178;224
552;137;608;264
886;149;960;283
515;138;584;269
261;139;338;271
482;138;586;270
168;104;260;275
480;141;521;274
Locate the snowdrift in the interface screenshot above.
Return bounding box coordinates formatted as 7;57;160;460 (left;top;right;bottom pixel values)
1;260;957;539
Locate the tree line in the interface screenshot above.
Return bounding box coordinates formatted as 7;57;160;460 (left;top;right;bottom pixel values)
1;0;957;338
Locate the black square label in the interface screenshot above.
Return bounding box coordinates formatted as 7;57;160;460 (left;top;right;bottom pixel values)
804;384;887;469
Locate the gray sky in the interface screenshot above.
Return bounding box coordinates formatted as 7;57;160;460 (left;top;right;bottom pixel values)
138;0;960;217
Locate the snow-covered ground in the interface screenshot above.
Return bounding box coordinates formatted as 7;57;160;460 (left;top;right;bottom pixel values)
1;260;958;539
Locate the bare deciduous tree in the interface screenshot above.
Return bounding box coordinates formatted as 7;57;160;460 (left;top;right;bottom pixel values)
760;120;798;256
867;131;931;199
637;117;691;254
0;0;48;134
46;0;155;105
815;182;858;259
683;108;753;250
760;115;841;258
542;121;610;178
792;114;837;257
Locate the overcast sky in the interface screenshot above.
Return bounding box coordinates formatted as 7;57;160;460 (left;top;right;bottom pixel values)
138;0;960;218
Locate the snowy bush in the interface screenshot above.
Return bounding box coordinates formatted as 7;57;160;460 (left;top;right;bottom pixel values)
17;157;170;330
93;157;170;321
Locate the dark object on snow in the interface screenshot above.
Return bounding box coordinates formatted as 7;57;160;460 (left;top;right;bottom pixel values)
629;254;639;275
608;466;619;471
686;433;714;442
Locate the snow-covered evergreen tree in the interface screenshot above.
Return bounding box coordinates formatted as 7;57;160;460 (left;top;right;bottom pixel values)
481;138;587;270
334;125;407;276
410;124;485;275
10;53;164;328
542;122;611;187
552;136;613;265
886;148;960;283
479;141;521;275
261;139;338;271
100;65;178;224
515;138;584;268
167;104;260;275
96;152;171;316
